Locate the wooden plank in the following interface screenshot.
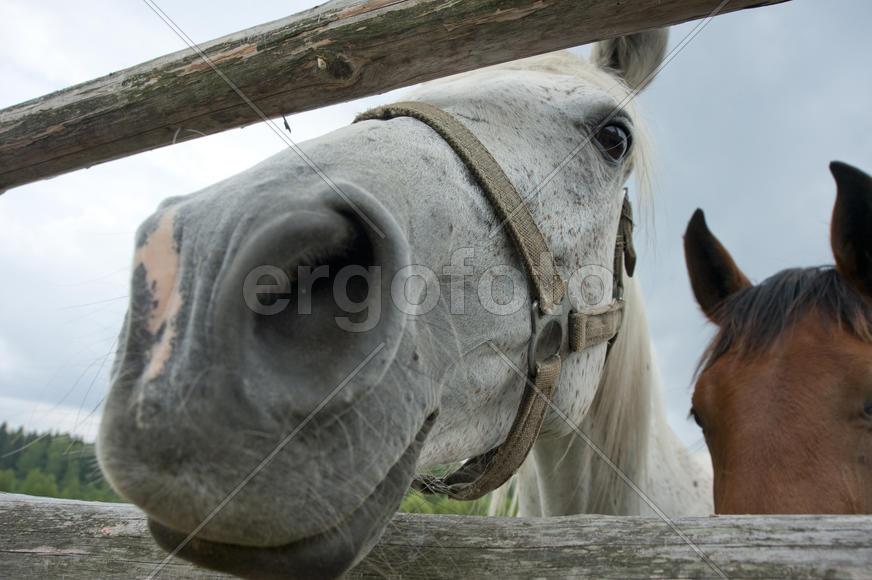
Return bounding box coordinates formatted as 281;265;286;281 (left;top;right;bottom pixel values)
2;493;870;578
0;0;789;194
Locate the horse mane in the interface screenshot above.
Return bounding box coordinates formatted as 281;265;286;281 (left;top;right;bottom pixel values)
698;266;872;374
568;273;653;514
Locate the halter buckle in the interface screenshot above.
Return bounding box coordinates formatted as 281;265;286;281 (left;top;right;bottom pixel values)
528;299;569;376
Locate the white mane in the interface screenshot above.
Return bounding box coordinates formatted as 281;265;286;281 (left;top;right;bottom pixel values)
512;274;712;517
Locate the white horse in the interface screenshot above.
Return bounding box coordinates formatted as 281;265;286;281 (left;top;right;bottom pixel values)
97;28;711;579
516;274;712;517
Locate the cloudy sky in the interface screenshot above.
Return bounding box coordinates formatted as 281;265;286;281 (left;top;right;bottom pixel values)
1;0;870;456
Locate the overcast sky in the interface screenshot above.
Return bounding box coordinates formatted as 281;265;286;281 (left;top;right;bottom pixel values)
1;0;870;455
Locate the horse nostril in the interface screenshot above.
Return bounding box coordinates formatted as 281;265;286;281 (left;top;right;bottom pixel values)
251;270;293;308
202;201;406;423
247;223;377;339
216;210;359;318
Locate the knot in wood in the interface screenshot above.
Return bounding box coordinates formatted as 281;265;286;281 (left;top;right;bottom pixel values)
315;52;354;81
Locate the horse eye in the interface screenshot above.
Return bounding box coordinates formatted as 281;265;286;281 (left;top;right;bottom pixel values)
594;124;630;161
689;408;704;430
864;399;872;418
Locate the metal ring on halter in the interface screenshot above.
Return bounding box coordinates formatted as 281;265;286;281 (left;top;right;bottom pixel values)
528;299;569;376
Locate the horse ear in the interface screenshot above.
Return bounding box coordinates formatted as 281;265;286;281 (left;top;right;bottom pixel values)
590;29;668;92
684;209;752;323
830;161;872;299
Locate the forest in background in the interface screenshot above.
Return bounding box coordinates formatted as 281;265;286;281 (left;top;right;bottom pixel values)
0;423;510;516
0;423;122;502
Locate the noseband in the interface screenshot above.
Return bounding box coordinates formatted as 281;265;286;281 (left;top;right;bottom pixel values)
355;102;635;500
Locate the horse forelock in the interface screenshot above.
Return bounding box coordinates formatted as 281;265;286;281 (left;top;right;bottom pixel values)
698;266;872;375
567;274;654;514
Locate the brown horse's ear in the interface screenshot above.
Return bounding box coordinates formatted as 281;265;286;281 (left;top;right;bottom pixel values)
684;209;752;323
831;161;872;299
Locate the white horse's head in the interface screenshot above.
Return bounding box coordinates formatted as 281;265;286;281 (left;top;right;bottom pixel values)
98;30;667;578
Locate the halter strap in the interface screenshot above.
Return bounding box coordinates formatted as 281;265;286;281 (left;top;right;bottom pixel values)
355;101;634;500
356;101;565;312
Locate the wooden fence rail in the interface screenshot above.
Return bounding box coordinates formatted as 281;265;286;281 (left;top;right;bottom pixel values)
2;493;870;578
0;0;788;194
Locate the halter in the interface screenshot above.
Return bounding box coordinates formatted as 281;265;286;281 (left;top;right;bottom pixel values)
355;102;636;500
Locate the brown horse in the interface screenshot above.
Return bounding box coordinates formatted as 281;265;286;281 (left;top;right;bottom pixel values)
684;161;872;514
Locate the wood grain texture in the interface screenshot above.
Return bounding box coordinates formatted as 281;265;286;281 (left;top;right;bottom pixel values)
0;0;789;193
2;493;870;578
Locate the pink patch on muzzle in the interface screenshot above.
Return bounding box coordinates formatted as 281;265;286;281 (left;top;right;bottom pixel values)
132;207;183;383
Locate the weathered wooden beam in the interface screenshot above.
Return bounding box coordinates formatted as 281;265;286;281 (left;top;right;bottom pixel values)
0;0;789;194
2;493;870;578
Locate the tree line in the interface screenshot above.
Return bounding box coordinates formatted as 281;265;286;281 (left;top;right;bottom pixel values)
0;422;510;515
0;423;123;502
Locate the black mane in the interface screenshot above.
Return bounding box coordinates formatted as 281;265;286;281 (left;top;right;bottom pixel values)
698;266;872;373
